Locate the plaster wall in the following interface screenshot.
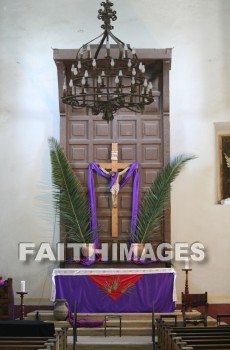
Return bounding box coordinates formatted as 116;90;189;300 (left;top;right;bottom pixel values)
0;0;229;304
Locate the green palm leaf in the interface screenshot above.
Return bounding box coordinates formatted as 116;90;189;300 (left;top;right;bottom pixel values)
133;154;196;243
48;137;92;243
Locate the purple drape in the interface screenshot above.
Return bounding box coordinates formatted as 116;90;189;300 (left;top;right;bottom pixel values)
54;273;175;313
88;162;140;244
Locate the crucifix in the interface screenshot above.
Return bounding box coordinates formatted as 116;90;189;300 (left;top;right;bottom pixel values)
99;143;130;238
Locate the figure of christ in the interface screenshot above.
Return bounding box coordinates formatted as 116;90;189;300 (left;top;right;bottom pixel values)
98;142;131;237
88;149;139;239
99;166;130;208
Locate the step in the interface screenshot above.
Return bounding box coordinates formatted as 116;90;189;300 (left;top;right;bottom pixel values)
69;327;152;336
26;310;185;322
69;319;153;330
25;309;217;338
67;318;216;337
67;336;154;350
26;310;216;331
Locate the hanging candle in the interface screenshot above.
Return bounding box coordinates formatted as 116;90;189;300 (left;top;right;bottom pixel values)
106;40;110;56
148;82;153;90
81;77;86;86
71;64;75;73
111;58;115;67
92;59;97;68
101;71;105;86
63;82;67;91
87;44;91;58
123;43;128;58
79;47;83;59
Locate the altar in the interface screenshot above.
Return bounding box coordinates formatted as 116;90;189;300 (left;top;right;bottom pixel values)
51;268;176;313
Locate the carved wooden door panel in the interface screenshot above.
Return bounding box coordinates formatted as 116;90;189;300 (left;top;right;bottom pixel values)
54;49;171;256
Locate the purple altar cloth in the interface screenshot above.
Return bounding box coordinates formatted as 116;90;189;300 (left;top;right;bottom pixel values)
52;269;176;313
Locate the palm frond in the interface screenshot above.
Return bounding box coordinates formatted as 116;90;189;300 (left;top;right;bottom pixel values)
48;137;92;243
133;154;196;243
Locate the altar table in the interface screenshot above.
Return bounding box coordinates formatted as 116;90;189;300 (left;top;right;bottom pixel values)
51;268;176;313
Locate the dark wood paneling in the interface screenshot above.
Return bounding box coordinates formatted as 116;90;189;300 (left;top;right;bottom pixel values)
56;49;171;258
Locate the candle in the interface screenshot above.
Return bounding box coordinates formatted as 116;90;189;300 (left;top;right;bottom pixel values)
184;259;190;270
20;280;25;292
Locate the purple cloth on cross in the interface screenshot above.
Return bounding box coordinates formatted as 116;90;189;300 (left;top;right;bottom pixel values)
88;162;140;245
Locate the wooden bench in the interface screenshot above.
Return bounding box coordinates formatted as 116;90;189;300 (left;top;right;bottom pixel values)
0;337;56;350
55;327;68;350
0;322;68;350
176;336;230;349
174;341;230;350
0;328;68;350
156;318;230;350
0;345;54;350
170;331;230;350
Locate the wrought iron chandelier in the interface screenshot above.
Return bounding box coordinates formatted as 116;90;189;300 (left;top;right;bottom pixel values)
62;0;155;122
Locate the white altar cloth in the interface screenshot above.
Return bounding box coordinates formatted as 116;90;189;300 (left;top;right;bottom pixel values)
51;267;177;302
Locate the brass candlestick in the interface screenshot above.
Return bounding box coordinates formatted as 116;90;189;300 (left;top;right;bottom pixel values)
16;291;28;320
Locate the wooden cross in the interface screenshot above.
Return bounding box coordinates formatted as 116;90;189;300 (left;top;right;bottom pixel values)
99;143;130;238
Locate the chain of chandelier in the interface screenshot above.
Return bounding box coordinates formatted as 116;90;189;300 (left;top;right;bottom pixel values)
62;0;156;122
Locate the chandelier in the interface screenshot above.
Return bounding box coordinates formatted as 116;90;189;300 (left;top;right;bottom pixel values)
62;0;156;122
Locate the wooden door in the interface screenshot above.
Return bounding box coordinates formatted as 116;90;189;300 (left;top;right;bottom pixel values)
54;49;171;261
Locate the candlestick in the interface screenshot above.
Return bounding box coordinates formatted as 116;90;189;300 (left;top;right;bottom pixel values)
184;259;190;270
16;291;28;320
20;280;25;293
182;266;192;312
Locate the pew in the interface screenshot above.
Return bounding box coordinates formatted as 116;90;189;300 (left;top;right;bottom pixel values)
156;318;230;350
0;345;54;350
0;326;67;350
173;337;230;348
172;337;230;349
170;331;230;350
174;341;230;350
0;337;56;350
0;320;68;350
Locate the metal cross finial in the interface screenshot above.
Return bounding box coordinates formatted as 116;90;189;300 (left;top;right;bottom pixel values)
98;0;117;31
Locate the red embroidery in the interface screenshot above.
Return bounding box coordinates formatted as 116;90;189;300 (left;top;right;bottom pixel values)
88;274;143;301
